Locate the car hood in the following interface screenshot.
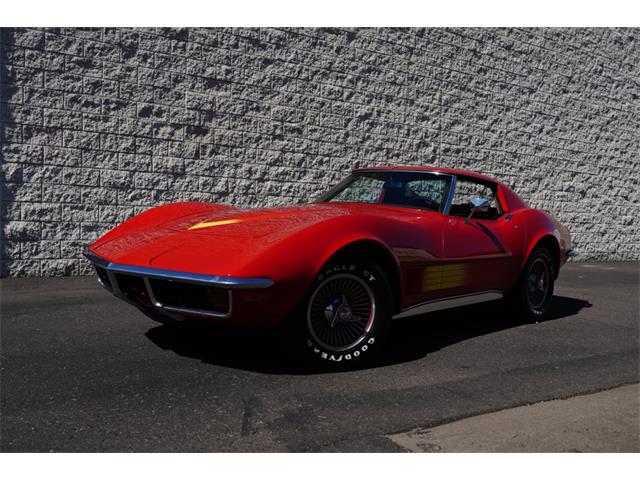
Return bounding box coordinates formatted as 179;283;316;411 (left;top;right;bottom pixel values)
91;202;415;276
157;203;340;238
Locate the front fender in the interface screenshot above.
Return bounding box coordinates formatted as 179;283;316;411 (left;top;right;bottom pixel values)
236;214;419;323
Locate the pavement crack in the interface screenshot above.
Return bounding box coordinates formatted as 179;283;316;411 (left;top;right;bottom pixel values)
241;397;260;436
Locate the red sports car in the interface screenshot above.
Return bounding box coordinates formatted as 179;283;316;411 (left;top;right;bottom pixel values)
86;166;575;364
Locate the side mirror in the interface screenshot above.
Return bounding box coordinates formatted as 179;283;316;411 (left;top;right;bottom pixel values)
465;197;490;224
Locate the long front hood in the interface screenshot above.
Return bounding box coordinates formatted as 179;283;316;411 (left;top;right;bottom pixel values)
90;203;367;276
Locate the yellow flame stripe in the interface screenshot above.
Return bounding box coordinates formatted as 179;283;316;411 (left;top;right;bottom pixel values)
189;218;243;230
188;210;300;231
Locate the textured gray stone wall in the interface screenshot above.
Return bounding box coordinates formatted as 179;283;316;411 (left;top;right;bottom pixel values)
1;27;638;276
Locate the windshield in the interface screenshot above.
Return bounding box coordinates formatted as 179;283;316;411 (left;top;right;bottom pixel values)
316;171;453;213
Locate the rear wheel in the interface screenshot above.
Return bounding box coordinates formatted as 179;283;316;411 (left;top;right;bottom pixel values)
509;246;555;322
291;258;393;365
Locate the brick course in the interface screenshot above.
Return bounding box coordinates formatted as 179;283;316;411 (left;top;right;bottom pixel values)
0;27;638;276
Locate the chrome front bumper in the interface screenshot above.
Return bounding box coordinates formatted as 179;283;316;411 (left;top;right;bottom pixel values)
84;251;273;320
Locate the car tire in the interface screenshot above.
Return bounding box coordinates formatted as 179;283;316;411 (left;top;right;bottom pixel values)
286;258;393;366
508;246;555;322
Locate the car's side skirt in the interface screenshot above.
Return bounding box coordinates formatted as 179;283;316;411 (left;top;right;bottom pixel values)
393;290;504;320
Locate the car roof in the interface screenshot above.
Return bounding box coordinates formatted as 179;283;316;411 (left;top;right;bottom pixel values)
352;165;501;185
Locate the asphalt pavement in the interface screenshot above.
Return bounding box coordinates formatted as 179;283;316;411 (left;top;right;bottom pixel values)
1;261;638;452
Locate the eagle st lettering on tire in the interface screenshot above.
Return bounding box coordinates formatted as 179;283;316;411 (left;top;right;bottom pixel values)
300;259;392;365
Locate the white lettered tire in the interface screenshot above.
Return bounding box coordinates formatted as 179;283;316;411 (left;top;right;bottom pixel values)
293;258;393;366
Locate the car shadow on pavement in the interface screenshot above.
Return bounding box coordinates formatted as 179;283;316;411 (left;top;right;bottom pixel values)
144;295;592;375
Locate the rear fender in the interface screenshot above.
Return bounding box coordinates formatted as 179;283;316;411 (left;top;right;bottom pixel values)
519;210;566;276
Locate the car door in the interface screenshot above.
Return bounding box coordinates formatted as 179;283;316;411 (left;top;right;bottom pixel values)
440;177;524;297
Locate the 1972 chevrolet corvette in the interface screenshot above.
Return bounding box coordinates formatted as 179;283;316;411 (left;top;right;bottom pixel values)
86;166;575;363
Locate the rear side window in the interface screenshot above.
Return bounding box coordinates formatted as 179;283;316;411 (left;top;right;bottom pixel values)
450;178;502;220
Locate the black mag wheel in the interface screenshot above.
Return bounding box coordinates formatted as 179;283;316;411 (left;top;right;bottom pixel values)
509;246;555;322
526;257;551;312
307;273;376;352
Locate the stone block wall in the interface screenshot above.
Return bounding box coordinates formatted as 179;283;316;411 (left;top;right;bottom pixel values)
0;28;638;276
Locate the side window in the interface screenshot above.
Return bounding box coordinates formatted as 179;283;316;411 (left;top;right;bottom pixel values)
450;179;501;220
406;180;446;204
403;179;448;211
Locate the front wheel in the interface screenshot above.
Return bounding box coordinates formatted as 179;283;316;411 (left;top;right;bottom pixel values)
291;258;393;365
508;246;555;322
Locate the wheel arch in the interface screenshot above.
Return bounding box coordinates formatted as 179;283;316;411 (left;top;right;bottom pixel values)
320;239;403;314
528;234;561;279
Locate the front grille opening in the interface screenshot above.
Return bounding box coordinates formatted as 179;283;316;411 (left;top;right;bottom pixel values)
115;273;152;307
149;279;229;313
95;266;112;290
